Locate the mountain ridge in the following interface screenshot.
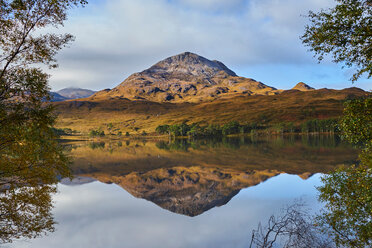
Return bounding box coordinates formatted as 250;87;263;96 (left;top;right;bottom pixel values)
50;87;96;102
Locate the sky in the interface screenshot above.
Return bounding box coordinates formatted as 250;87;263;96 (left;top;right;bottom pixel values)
48;0;371;91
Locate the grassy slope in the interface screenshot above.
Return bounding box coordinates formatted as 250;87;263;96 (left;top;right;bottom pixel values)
54;87;367;134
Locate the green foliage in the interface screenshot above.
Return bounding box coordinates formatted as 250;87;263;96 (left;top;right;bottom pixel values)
51;127;75;136
156;119;340;138
0;0;86;243
89;129;105;137
125;131;130;137
317;165;372;247
302;0;372;81
222;121;240;135
205;124;222;136
339;97;372;146
0;185;57;244
317;97;372;247
155;125;170;134
272;122;286;133
300;119;338;133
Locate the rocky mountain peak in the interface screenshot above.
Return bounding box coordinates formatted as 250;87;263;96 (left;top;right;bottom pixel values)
292;82;314;91
90;52;278;103
141;52;237;78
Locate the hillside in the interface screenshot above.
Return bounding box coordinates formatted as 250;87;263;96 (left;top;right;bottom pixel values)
54;87;367;134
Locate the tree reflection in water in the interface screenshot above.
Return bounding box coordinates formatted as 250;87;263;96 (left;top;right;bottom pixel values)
0;123;70;244
0;185;56;244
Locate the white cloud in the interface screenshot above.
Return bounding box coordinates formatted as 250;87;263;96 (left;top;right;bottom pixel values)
177;0;246;11
48;0;337;91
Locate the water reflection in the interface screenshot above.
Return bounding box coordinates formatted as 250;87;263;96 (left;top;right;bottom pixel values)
6;135;360;248
0;186;56;243
97;167;281;216
0;122;70;244
10;174;325;248
66;135;358;216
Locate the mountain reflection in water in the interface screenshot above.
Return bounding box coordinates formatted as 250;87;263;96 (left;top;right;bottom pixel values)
64;135;358;216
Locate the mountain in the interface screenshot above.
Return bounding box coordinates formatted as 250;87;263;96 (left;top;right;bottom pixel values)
292;82;314;91
60;176;96;186
90;52;278;102
50;92;69;102
57;87;96;99
94;167;281;217
53;52;368;133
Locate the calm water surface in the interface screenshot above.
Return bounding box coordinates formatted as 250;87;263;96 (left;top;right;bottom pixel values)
8;135;358;248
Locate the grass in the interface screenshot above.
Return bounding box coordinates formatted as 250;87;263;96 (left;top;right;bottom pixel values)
54;87;367;135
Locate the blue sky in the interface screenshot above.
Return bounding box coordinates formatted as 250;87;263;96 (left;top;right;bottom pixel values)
48;0;371;91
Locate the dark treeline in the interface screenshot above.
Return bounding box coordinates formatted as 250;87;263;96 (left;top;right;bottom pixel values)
300;119;338;133
156;121;262;138
155;119;339;138
51;127;77;136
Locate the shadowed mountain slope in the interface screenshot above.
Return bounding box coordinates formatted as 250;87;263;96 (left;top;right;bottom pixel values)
50;92;69;102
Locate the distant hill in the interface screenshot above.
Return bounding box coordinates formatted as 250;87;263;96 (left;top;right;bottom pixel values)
50;92;69;102
49;87;96;102
57;87;96;99
90;52;279;102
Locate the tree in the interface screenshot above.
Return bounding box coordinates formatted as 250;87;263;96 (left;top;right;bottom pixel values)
249;202;336;248
0;0;88;179
302;0;372;82
316;97;372;247
339;98;372;146
222;121;240;135
302;2;371;245
0;0;87;244
317;164;371;247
